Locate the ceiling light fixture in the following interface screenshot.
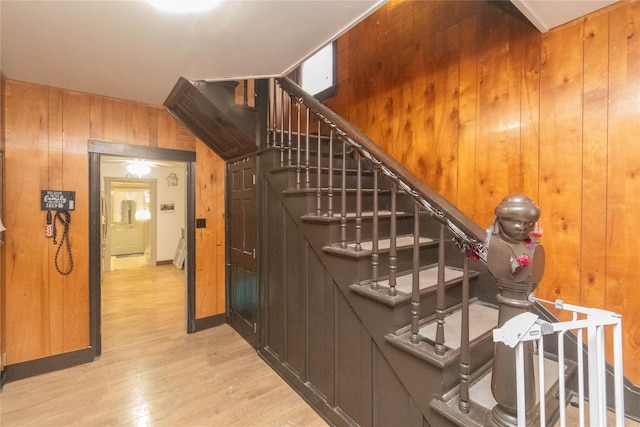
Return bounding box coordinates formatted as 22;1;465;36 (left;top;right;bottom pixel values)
127;160;151;177
145;0;219;14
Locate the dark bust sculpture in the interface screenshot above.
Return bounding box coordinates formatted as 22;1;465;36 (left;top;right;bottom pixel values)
486;195;545;427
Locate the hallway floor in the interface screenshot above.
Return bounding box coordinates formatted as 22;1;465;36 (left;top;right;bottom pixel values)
0;264;327;426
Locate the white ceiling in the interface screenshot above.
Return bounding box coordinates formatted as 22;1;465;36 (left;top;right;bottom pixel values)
0;0;618;108
511;0;618;33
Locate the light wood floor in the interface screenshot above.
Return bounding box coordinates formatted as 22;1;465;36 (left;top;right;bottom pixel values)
1;264;327;426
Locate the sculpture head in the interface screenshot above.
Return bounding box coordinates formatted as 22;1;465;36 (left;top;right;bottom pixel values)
493;194;540;243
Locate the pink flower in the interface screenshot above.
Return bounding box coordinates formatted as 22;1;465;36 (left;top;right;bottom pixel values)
516;255;530;266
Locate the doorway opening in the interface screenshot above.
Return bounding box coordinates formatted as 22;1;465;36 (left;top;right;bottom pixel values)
103;178;157;271
89;141;197;356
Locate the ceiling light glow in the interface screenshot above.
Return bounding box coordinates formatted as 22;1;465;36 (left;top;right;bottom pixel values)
127;161;151;177
145;0;219;14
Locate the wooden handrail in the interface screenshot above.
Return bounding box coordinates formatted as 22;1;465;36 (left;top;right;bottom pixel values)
276;77;485;256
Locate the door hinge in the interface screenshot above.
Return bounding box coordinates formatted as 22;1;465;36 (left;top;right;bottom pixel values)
252;248;256;259
253;323;257;333
252;174;256;185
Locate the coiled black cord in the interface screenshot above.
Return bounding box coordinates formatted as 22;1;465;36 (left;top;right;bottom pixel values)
52;209;73;275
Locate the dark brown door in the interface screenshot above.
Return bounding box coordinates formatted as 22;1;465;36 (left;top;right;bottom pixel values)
227;155;258;347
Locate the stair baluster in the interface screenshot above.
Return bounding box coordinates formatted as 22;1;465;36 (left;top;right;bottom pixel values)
316;120;322;216
388;183;398;297
435;224;446;356
327;130;334;217
354;152;362;252
340;139;347;249
279;85;284;164
287;93;292;167
271;78;277;149
305;107;311;190
410;203;421;344
296;99;301;189
371;168;379;290
459;256;471;413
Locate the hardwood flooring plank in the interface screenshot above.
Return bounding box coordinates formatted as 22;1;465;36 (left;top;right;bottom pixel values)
1;265;326;426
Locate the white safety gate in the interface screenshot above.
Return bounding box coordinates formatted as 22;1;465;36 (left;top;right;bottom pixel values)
492;295;624;427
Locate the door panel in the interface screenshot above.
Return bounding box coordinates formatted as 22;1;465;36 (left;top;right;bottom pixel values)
228;156;258;347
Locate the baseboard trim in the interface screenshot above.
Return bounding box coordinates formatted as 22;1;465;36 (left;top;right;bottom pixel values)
193;313;226;332
156;260;173;266
2;348;94;385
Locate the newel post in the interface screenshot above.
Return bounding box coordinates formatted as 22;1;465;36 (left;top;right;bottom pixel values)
486;195;545;427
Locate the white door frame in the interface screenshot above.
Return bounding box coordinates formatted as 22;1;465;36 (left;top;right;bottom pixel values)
103;177;158;271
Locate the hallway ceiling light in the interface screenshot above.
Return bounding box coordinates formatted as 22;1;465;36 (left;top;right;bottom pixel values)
127;160;151;177
144;0;219;14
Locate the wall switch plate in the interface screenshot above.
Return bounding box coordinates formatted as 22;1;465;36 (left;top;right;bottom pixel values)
196;218;206;228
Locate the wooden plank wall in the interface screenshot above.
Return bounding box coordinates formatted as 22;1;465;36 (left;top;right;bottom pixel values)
2;78;225;365
326;0;640;384
0;69;5;373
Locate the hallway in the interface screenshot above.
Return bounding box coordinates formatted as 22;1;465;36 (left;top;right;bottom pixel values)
0;265;327;426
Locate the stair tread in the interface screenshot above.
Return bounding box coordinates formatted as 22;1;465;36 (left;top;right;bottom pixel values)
350;264;479;307
378;265;465;294
301;210;412;223
433;349;579;426
324;235;435;257
469;356;564;410
384;300;496;368
419;302;498;350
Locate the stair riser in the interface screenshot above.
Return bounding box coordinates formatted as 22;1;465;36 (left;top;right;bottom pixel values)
329;246;440;283
325;216;418;247
283;168;376;191
296;191;416;216
440;338;495;393
325;255;469;326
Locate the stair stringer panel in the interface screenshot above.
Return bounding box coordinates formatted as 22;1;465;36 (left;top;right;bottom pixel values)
258;158;466;426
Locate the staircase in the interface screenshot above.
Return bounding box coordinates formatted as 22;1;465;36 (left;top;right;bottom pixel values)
254;77;535;426
163;75;638;426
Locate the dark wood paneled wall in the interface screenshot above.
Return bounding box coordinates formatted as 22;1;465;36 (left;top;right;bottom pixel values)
326;0;640;384
2;78;225;365
260;179;427;426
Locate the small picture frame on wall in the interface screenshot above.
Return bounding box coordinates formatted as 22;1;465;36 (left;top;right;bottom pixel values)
160;201;175;213
166;172;179;186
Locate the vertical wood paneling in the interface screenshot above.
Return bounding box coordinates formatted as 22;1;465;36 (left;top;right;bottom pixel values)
285;218;306;375
60;90;91;352
431;23;459;201
410;1;436;184
4;81;50;363
89;95;104;141
157;109;180;149
538;23;584;309
102;97;127;143
520;25;541;201
126;101;150;146
0;79;4;372
606;1;640;381
475;4;517;225
3;78;225;366
265;186;285;358
457;12;478;217
329;0;640;382
47;87;64;355
335;290;370;426
307;254;335;404
581;12;609;309
195;139;225;318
